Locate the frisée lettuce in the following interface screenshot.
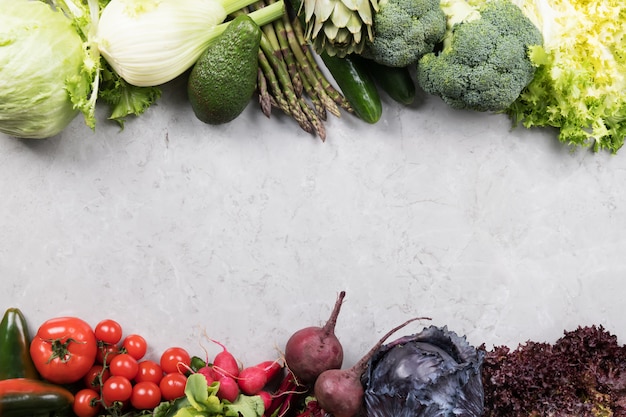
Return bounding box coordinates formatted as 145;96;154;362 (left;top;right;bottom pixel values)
507;0;626;153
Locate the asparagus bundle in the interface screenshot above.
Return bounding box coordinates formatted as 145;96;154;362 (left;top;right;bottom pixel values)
242;0;354;141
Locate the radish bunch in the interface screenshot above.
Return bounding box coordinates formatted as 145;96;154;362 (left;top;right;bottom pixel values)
194;337;284;404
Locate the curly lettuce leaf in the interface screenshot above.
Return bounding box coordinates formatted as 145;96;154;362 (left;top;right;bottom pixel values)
98;62;162;128
49;0;160;130
482;325;626;417
507;0;626;153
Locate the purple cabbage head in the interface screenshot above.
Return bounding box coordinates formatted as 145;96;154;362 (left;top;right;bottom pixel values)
362;325;485;417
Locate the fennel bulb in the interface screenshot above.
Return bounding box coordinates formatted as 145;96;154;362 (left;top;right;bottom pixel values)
97;0;285;87
0;0;90;139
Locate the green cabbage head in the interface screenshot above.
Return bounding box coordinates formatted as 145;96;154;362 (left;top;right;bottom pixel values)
0;0;87;139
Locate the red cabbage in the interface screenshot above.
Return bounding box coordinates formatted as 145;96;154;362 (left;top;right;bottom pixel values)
362;325;484;417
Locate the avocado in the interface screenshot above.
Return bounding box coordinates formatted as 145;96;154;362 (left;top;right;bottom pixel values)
187;15;262;125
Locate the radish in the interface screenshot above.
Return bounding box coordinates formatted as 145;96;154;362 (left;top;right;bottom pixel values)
258;390;272;409
207;337;240;378
285;291;346;384
313;317;429;417
238;360;284;395
217;374;241;402
254;359;284;383
197;365;216;385
238;365;269;395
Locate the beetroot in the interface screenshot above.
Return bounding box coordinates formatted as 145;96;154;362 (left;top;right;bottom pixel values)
284;291;346;384
313;317;429;417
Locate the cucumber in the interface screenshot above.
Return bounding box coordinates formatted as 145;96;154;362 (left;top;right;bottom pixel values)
365;60;416;105
320;53;382;124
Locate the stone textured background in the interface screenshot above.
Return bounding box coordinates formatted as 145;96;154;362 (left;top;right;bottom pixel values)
1;78;624;366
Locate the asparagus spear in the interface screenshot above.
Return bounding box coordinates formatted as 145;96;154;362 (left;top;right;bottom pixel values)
257;6;304;96
240;0;353;139
257;74;271;118
259;32;314;133
290;16;354;113
280;11;341;118
257;48;291;116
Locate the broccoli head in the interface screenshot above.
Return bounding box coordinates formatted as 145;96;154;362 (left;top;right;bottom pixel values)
360;0;447;68
416;0;543;112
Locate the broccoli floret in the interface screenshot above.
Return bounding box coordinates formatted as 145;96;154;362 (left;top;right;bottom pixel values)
416;0;543;112
360;0;447;68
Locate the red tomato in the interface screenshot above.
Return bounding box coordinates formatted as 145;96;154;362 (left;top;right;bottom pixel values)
102;375;133;406
131;381;162;410
96;343;120;366
159;372;187;401
83;364;110;388
135;360;163;385
30;317;98;384
122;334;147;360
160;347;191;375
94;319;123;345
109;353;139;380
73;388;101;417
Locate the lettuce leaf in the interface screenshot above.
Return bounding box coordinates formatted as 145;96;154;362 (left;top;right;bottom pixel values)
481;325;626;416
98;63;162;128
507;0;626;153
167;373;265;417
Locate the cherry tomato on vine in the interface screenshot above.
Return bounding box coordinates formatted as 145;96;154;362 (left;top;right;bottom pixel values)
83;364;110;389
122;334;147;360
96;343;120;366
30;316;98;384
160;347;191;374
73;388;101;417
109;353;139;380
131;381;162;410
94;319;123;345
159;372;187;401
102;375;133;406
135;360;163;385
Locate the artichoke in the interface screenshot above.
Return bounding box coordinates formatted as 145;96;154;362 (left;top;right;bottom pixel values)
302;0;379;57
362;325;485;417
